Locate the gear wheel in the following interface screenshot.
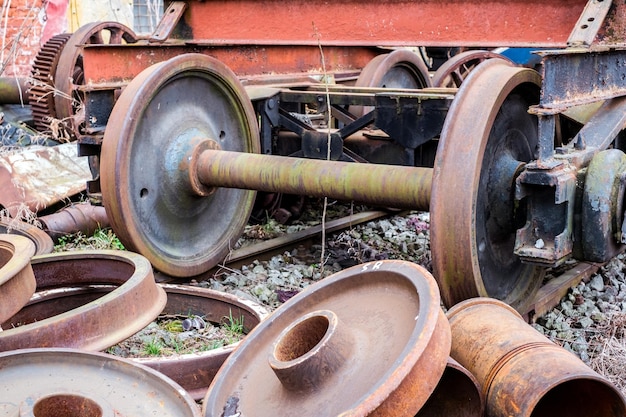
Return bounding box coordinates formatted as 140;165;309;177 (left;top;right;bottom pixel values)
29;33;71;135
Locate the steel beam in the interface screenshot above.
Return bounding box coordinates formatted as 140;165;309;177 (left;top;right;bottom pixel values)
181;0;589;48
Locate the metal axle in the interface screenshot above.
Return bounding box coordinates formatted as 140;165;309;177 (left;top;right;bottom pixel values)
192;143;432;211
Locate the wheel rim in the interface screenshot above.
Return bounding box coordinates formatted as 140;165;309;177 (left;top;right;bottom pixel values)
431;50;513;88
54;22;138;135
101;53;259;277
350;49;431;118
431;59;543;312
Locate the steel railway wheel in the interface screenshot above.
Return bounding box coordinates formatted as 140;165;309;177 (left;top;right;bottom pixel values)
350;49;431;118
54;22;138;134
431;50;513;88
101;54;259;277
430;59;543;312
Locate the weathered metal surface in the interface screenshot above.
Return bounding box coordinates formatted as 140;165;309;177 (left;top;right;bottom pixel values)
567;0;613;47
0;77;29;104
516;97;626;267
39;203;109;241
0;143;92;217
537;48;626;113
150;1;188;42
4;282;268;401
53;21;138;135
0;250;166;351
135;284;269;401
196;148;433;209
0;219;54;255
81;43;380;84
182;1;587;47
417;357;484;417
203;260;451;417
0;348;201;417
0;235;36;323
431;50;513;88
448;298;626;417
581;149;626;262
100;54;259;278
430;59;544;312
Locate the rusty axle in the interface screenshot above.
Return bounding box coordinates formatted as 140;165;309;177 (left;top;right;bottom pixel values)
194;146;433;211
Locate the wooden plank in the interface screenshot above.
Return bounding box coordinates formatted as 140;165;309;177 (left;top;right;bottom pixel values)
526;262;600;323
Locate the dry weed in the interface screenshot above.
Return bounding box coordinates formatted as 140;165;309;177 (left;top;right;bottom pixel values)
0;203;42;230
588;312;626;395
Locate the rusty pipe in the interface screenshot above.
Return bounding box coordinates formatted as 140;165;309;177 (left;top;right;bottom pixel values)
193;146;432;210
0;77;29;104
447;298;626;417
416;357;484;417
39;203;110;241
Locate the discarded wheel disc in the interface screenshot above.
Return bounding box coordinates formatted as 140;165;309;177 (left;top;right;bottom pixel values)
203;260;451;417
0;234;36;322
0;250;166;351
19;282;268;401
135;284;269;400
0;348;201;417
0;219;54;255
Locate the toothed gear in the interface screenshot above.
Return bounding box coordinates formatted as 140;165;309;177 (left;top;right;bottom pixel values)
29;34;71;133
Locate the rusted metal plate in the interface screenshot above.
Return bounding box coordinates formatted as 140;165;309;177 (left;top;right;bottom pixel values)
0;348;201;417
0;250;166;351
0;235;36;323
81;44;380;83
203;260;451;416
448;298;626;417
182;1;587;48
0;143;91;217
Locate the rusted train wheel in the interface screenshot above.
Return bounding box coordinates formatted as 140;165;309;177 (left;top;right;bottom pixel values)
431;50;513;88
430;59;544;313
203;260;451;417
101;53;259;277
0;348;201;417
54;21;138;134
350;49;431;118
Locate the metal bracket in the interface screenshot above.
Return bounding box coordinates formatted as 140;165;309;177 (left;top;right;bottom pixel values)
567;0;612;47
149;1;188;43
515;164;578;267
